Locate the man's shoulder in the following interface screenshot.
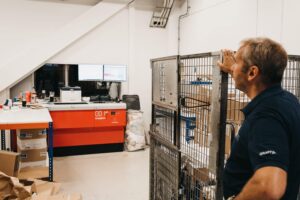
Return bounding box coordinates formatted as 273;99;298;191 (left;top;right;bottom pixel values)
249;92;299;126
277;90;300;114
260;90;300;111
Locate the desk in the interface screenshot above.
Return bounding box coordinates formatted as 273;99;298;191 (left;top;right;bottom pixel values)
0;108;53;181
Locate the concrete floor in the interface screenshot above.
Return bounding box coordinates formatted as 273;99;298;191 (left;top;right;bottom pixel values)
54;148;149;200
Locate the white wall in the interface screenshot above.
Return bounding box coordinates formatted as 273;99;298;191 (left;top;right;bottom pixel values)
282;0;300;54
0;0;169;129
127;7;168;127
257;0;282;41
173;0;257;54
0;0;90;102
0;0;90;66
10;74;33;100
48;8;129;65
169;0;300;55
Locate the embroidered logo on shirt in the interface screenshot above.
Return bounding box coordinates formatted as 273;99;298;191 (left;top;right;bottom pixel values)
259;150;276;156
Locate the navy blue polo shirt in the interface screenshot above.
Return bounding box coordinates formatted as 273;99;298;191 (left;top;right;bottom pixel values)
223;84;300;199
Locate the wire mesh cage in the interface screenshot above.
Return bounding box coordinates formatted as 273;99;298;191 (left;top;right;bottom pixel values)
150;56;181;200
283;55;300;100
152;105;177;144
150;53;227;200
179;52;227;200
150;52;300;200
150;134;181;200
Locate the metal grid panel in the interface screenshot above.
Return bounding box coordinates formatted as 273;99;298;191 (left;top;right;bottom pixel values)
283;55;300;100
179;53;223;200
150;134;180;200
153;105;177;144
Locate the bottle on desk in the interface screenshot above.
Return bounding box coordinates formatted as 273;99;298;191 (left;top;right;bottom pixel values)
25;91;31;103
21;92;28;107
31;87;37;104
40;90;46;100
49;91;55;102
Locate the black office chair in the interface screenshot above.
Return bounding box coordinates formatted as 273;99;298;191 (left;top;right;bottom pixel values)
122;95;140;110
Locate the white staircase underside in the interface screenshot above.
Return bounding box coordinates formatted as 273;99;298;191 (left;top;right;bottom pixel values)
0;0;131;92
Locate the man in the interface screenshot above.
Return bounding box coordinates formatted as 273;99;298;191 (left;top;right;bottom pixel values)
218;37;300;200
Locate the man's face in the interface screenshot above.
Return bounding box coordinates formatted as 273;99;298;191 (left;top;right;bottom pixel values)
232;48;249;92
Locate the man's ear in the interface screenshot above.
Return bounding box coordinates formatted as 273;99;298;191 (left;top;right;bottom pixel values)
247;65;259;81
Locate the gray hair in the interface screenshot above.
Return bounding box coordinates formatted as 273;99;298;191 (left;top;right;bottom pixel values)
239;37;288;85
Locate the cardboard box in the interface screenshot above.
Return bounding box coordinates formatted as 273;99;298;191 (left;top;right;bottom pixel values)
193;167;210;183
227;98;249;123
0;151;20;177
17;137;47;150
21;159;48;169
225;129;231;157
194;108;210;146
31;179;61;196
18;148;48;163
17;129;47;140
18;166;49;180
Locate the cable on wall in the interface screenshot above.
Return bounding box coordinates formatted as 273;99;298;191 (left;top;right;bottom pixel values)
178;0;190;55
127;0;135;95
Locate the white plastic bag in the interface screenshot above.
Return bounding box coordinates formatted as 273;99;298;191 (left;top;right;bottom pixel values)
125;110;146;151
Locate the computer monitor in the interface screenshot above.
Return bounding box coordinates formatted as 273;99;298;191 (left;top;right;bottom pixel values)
104;65;127;82
78;64;103;81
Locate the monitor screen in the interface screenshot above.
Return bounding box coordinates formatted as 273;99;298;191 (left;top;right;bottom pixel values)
78;64;103;81
104;65;127;82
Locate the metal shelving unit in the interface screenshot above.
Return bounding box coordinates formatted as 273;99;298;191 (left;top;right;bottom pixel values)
0;109;53;181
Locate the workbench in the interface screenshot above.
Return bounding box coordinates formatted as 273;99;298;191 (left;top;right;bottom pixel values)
0;108;53;181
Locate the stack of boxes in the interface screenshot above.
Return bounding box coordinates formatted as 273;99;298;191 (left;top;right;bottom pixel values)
17;129;48;178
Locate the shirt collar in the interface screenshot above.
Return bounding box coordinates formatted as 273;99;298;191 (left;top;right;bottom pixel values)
242;84;283;116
